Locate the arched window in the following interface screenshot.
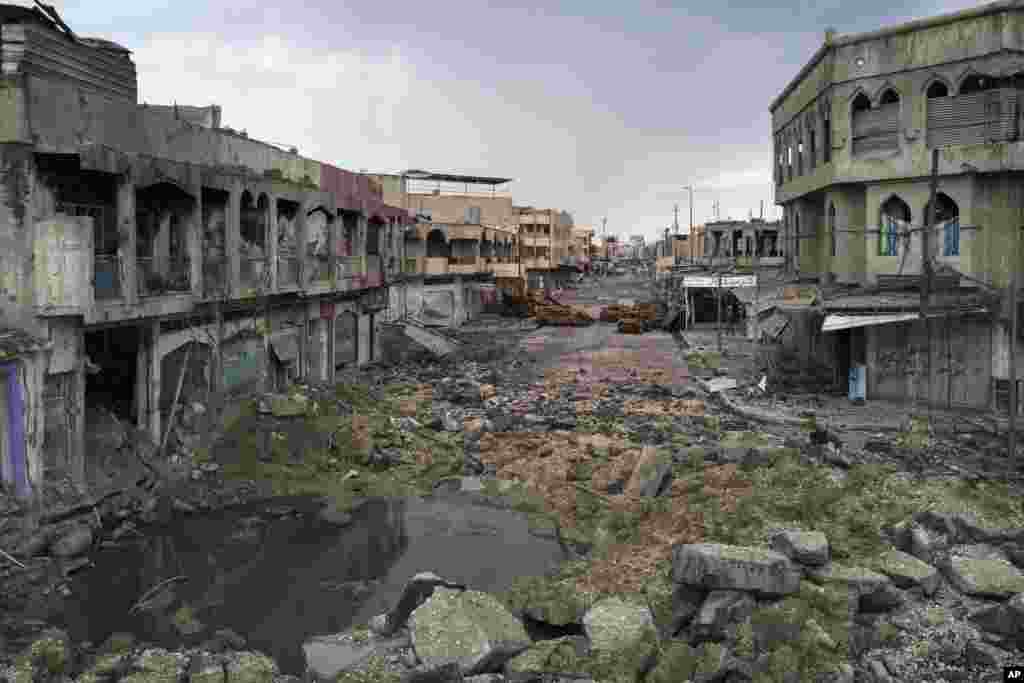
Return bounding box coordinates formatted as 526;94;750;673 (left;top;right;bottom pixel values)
879;88;900;106
828;203;837;258
924;193;960;257
959;73;992;95
879;196;910;256
926;80;949;98
851;92;872;114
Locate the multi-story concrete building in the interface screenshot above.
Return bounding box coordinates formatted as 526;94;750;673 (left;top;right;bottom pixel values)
704;219;783;267
770;0;1024;409
570;226;594;270
0;5;408;496
516;206;575;287
369;171;518;324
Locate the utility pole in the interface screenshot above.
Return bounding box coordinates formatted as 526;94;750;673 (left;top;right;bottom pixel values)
1011;243;1018;464
716;271;723;353
922;148;939;419
673;204;680;235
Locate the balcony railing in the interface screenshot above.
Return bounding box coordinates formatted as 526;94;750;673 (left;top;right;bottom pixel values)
424;257;449;275
336;255;365;281
240;256;267;294
278;248;300;289
365;254;383;287
309;255;332;288
449;257;482;274
94;254;121;300
491;262;521;278
403;257;423;274
137;256;190;297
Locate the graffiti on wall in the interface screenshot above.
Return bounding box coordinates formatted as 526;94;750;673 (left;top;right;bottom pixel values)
222;334;265;391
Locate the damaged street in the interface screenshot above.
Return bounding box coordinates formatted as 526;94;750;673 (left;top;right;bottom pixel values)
6;2;1024;683
5;272;1024;683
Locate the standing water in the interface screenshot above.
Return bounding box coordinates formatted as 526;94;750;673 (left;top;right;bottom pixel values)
56;494;571;674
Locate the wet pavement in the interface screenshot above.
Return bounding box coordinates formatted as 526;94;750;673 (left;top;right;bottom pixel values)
55;494;570;675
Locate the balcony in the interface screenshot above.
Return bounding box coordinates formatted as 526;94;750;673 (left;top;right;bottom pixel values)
449;256;482;274
239;256;267;295
364;254;384;287
522;235;552;247
424;257;449;275
403;256;424;274
94;254;121;300
335;254;364;282
203;249;227;299
278;247;300;289
137;256;191;297
491;262;521;278
309;255;332;289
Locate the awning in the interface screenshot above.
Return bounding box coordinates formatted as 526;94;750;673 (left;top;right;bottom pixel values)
821;308;988;333
270;332;300;362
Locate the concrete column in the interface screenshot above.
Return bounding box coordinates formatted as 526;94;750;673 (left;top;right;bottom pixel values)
116;169;138;305
227;182;242;298
297;201;309;289
72;329;86;487
135;341;148;432
268;195;279;292
155;210;171;275
148;321;162;444
358;312;370;365
189;177;203;298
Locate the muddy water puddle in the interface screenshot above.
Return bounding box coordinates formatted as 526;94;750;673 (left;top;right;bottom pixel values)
55;494;570;674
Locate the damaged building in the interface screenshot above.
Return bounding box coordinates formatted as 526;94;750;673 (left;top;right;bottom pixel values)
370;171;515;326
770;0;1024;409
0;5;407;495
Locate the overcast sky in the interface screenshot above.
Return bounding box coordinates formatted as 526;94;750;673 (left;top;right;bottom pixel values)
26;0;982;243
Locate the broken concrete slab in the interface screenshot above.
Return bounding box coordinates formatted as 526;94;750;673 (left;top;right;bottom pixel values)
941;556;1024;599
769;529;830;567
671;543;802;598
700;377;737;394
875;549;940;596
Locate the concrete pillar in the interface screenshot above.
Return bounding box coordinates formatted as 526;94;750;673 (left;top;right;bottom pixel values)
268;195;279;292
297;201;309;289
227;182;242;299
155;210;171;275
189;177;203;298
72;328;86;487
116;169;138;305
135;341;148;432
148;321;161;444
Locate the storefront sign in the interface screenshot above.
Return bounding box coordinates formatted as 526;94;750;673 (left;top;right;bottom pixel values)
682;274;757;288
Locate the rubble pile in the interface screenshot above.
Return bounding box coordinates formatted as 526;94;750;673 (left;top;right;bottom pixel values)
756;344;839;394
527;291;594;327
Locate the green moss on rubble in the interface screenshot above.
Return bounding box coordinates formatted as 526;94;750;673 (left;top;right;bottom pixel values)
749;582;851;683
646;640;724;683
218;389;465;512
500;574;589;626
720;431;770;449
684;453;944;562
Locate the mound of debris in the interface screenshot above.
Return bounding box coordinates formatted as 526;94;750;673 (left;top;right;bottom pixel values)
528;291;594;327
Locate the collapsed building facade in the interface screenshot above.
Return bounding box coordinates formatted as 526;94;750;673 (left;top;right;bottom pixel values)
770;0;1024;409
0;5;409;496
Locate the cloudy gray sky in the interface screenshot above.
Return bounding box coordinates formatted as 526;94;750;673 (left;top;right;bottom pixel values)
28;0;981;242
